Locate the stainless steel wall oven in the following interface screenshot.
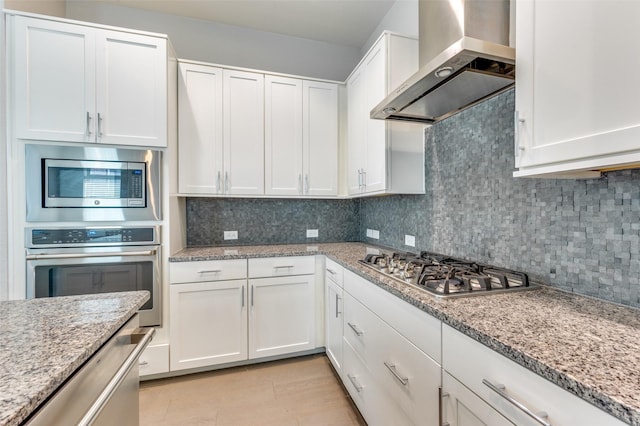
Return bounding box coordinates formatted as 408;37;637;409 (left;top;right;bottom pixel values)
26;226;161;326
25;144;161;222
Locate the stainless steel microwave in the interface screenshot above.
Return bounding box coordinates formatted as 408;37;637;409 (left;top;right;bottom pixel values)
26;144;161;222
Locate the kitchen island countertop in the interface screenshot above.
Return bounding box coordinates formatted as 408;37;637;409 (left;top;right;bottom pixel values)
0;291;149;426
171;242;640;425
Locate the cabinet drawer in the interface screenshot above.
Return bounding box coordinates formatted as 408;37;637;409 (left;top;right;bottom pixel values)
139;343;169;377
248;256;315;278
372;321;441;425
325;257;343;286
170;259;247;283
342;292;380;364
344;269;441;363
442;325;626;426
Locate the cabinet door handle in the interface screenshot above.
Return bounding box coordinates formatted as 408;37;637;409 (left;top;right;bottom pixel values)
97;112;103;137
383;361;408;386
86;112;93;136
241;286;245;307
347;322;363;336
439;387;450;426
335;294;341;318
224;172;229;193
197;269;221;274
251;285;254;306
514;110;526;155
304;175;309;194
483;379;551;426
362;169;366;187
298;174;303;194
347;374;363;393
217;171;221;194
357;169;362;188
326;268;337;275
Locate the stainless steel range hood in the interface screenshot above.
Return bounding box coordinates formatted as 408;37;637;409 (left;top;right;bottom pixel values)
371;0;515;123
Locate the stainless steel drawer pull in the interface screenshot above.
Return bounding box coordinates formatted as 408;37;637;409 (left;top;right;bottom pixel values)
139;360;149;366
197;269;221;274
483;379;551;426
347;374;363;393
347;322;363;336
326;268;337;275
384;361;408;386
274;265;294;269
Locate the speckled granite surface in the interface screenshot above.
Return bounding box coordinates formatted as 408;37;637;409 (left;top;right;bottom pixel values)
171;243;640;425
0;291;149;426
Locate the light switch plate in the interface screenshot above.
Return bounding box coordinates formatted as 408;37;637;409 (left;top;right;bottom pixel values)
405;234;416;247
306;229;319;238
223;230;238;240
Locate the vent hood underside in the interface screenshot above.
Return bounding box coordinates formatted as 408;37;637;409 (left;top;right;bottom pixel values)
371;37;515;124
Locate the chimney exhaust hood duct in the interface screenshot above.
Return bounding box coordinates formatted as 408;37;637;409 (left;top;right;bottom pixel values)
371;0;515;124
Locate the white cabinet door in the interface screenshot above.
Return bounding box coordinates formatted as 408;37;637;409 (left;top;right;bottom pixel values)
347;67;366;195
223;69;264;195
95;29;167;147
325;279;343;374
362;40;387;194
248;274;315;359
442;372;514;426
170;280;247;371
13;16;96;143
515;1;640;177
303;80;338;196
265;75;303;195
178;63;224;194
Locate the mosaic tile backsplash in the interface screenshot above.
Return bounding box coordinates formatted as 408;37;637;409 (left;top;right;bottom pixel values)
186;198;359;246
186;89;640;308
359;89;640;308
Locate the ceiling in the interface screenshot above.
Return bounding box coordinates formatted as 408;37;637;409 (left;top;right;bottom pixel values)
87;0;397;47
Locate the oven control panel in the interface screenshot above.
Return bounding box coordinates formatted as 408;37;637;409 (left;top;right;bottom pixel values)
27;227;158;247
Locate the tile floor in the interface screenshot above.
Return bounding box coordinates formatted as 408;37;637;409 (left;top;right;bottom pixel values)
139;354;366;425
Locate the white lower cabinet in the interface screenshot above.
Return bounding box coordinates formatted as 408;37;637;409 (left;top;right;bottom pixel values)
139;343;169;378
325;264;344;374
169;256;318;372
441;324;626;426
341;269;441;425
169;279;247;371
248;274;315;359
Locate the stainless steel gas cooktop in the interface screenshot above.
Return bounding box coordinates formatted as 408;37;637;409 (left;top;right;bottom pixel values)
359;251;539;298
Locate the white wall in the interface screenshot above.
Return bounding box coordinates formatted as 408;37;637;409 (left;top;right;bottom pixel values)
361;0;419;56
65;1;361;81
4;0;66;17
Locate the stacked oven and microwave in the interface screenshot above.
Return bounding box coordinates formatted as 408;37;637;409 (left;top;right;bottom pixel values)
24;144;162;326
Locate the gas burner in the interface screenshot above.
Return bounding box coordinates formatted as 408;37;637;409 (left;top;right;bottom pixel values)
358;250;538;298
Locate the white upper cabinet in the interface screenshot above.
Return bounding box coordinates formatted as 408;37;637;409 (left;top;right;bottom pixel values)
265;76;339;196
265;75;304;195
223;69;265;195
12;15;167;147
514;1;640;177
347;32;425;196
178;63;224;194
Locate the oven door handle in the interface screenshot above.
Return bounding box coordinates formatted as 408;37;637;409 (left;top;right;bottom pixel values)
26;250;157;260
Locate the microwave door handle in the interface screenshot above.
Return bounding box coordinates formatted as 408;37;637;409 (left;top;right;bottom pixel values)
26;250;157;260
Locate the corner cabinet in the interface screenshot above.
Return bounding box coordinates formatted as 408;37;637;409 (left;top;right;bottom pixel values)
347;32;425;196
11;14;167;147
265;76;338;197
514;1;640;178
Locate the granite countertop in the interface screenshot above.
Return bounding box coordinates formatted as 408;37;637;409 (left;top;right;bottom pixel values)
0;291;150;426
171;243;640;425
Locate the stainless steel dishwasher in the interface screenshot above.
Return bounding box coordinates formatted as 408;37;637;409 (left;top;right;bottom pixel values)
24;315;154;426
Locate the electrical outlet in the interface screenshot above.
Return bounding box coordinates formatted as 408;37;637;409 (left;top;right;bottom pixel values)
371;230;380;239
405;234;416;247
223;230;238;240
366;228;373;237
306;229;319;238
